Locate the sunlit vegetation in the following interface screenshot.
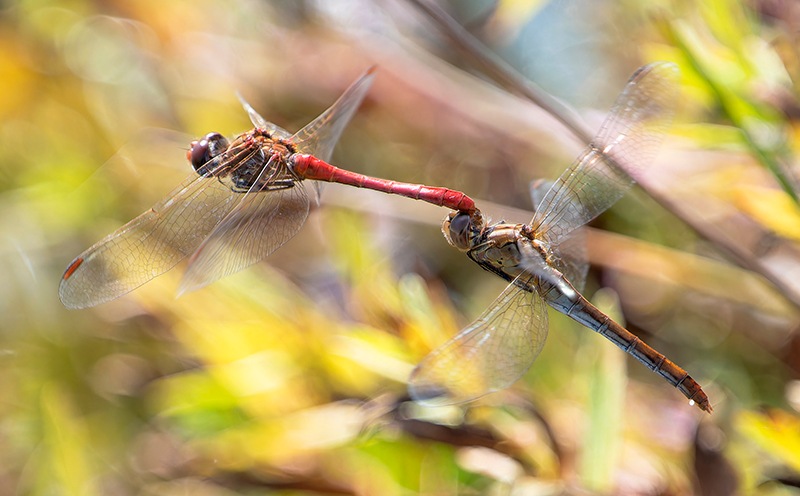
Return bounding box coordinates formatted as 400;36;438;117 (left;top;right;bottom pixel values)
1;0;799;493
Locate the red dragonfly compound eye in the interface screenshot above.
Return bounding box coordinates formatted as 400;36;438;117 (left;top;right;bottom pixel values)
187;132;230;176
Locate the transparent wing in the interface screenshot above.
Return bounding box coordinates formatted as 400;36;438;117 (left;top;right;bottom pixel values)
532;62;679;246
178;158;309;294
291;67;375;162
552;231;588;291
237;92;292;139
530;179;588;291
59;167;244;309
409;280;548;406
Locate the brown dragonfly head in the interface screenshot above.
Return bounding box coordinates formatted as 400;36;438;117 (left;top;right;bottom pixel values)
442;210;484;252
187;132;230;176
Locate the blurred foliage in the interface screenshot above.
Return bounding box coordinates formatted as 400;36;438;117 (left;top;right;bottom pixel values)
2;0;800;494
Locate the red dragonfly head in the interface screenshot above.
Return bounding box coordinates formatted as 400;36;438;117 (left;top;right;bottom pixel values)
187;132;230;176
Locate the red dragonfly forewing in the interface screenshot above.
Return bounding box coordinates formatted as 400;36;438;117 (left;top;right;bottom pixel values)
59;163;253;309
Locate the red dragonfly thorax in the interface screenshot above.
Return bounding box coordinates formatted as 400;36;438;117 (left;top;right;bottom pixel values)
186;128;300;193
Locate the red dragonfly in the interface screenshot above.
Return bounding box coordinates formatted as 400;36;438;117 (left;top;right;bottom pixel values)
409;62;712;412
60;68;475;309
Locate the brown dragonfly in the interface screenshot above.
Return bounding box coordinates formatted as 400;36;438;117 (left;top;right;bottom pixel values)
409;62;712;412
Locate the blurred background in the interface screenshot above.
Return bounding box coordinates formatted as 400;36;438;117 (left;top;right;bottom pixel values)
1;0;800;494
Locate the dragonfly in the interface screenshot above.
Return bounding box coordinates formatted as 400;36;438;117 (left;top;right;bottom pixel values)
60;67;476;309
408;62;712;413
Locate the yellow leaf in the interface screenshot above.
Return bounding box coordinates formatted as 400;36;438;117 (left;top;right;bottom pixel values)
733;185;800;240
738;409;800;473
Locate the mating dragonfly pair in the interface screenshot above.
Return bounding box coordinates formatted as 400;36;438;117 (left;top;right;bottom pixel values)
60;63;711;413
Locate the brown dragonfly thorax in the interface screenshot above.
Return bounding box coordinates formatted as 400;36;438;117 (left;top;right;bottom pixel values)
187;128;299;193
442;210;542;286
475;224;556;289
474;224;528;268
443;210;570;299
